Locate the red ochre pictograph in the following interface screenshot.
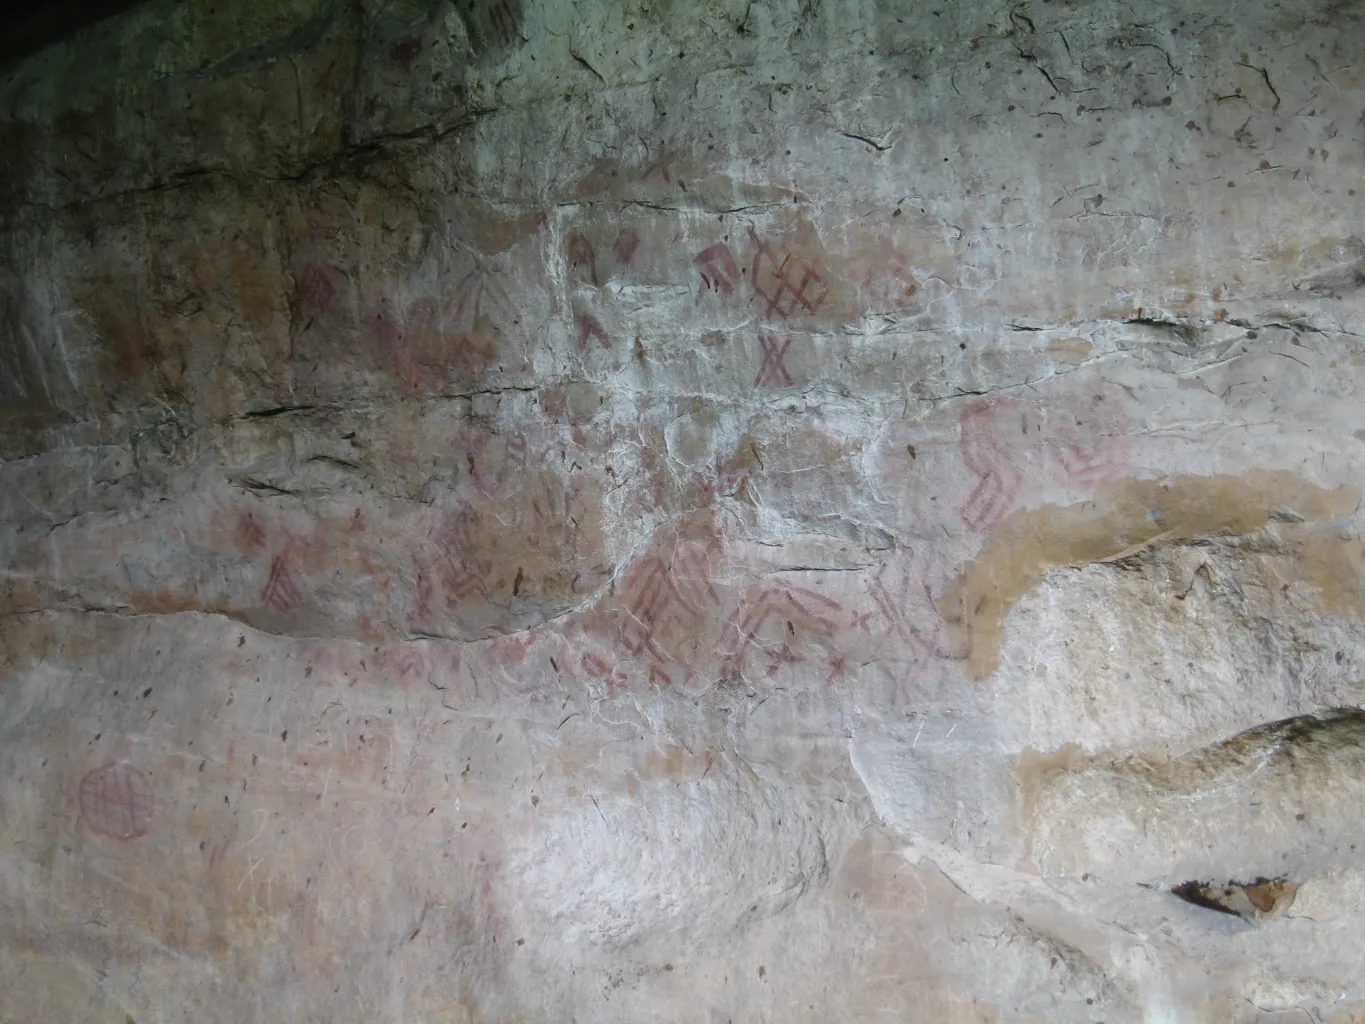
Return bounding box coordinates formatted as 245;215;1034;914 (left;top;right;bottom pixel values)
79;761;153;840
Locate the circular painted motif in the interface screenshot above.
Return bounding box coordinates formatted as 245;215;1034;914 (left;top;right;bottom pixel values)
78;761;152;840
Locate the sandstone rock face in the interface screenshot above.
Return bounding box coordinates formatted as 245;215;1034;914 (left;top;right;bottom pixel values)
4;0;1365;1020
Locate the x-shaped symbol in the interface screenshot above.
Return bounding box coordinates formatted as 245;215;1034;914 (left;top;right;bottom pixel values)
754;330;794;388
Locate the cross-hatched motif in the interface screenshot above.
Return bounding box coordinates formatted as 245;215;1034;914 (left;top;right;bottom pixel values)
748;226;828;319
79;762;153;840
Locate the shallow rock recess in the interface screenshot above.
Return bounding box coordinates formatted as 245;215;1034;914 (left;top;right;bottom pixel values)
5;0;1365;1020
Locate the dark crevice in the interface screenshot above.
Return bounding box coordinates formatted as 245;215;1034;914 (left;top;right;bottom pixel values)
231;478;302;497
307;454;363;471
240;405;330;420
1122;315;1204;343
569;50;607;85
1171;876;1297;918
1171;880;1242;916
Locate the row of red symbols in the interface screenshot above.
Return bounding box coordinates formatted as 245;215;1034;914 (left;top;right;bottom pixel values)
296;258;516;394
719;584;842;683
568;228;642;289
693;227;821;389
468;548;949;696
243;508;375;620
239;432;568;627
956;391;1131;532
693;227;827;320
301;259;517;328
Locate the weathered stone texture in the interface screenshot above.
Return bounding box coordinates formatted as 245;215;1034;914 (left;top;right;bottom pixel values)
5;0;1365;1020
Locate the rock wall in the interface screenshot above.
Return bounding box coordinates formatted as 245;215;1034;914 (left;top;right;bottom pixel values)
4;0;1365;1020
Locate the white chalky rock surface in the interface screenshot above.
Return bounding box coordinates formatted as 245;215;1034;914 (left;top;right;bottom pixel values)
4;0;1365;1019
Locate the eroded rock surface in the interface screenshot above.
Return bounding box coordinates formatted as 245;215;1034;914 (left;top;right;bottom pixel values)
5;0;1365;1020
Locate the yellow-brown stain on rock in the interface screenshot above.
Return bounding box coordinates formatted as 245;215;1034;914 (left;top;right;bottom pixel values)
1281;527;1365;621
939;471;1359;681
1045;336;1093;365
